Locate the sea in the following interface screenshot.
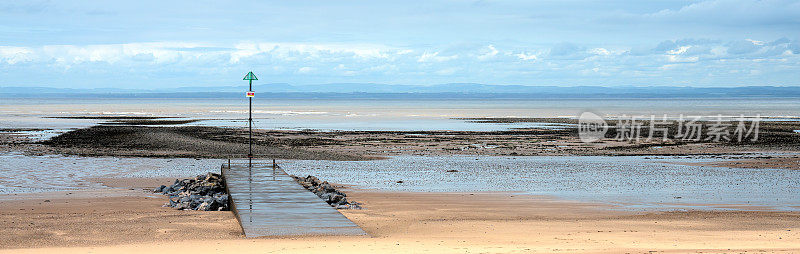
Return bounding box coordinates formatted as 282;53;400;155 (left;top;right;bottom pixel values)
2;97;799;131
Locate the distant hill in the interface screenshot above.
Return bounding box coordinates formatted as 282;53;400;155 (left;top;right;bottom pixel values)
2;84;800;98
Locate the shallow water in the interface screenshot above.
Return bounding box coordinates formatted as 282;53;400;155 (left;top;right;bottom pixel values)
0;152;220;193
282;155;800;211
2;97;799;131
2;152;798;211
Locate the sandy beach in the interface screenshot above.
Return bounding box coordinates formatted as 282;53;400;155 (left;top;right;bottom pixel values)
2;185;799;253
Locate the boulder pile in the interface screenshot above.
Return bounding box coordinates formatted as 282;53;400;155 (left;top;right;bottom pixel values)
153;172;230;211
290;175;362;209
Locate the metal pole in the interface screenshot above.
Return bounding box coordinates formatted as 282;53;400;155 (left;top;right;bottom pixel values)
248;79;253;167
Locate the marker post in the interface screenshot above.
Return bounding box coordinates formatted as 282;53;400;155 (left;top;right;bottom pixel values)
243;71;257;167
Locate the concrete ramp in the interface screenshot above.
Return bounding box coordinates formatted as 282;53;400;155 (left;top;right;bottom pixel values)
221;162;366;237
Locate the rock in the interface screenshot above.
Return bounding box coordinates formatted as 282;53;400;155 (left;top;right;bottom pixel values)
446;169;458;173
194;185;211;196
305;175;320;185
320;192;333;202
319;182;335;192
174;202;190;210
159;173;229;211
330;194;344;204
178;195;191;203
290;174;363;209
197;200;220;211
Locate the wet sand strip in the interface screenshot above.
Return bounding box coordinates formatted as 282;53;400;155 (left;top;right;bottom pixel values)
221;162;365;237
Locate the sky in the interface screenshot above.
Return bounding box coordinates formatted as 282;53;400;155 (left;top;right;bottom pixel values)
1;0;799;89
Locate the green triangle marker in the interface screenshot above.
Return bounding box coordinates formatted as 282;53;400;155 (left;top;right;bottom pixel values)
243;71;258;81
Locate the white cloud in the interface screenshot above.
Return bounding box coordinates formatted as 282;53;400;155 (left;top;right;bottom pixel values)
0;46;34;64
417;51;458;62
1;37;798;87
477;45;499;60
229;42;395;64
590;48;611;56
297;67;314;74
666;55;699;63
746;39;766;46
668;46;691;55
515;52;538;61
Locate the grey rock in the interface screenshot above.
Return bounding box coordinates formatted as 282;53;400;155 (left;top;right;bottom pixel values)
290;174;363;210
197;200;219;211
330;194;344;204
320;193;333;202
158;173;229;211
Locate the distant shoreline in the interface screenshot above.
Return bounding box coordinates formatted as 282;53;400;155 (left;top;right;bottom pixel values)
4;92;800;99
3;85;800;98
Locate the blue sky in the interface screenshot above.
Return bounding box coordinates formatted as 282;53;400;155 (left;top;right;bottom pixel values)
1;0;799;88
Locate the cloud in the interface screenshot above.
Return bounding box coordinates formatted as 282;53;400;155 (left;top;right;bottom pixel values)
417;51;458;62
477;45;499;60
515;52;538;61
791;40;800;54
0;46;34;64
589;48;612;56
549;42;581;57
0;38;799;87
297;66;314;74
727;40;761;54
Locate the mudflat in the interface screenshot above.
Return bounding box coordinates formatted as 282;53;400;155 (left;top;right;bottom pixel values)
8;117;800;159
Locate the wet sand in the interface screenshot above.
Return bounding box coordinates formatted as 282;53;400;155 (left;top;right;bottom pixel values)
36;126;370;160
1;188;799;253
0;189;241;249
